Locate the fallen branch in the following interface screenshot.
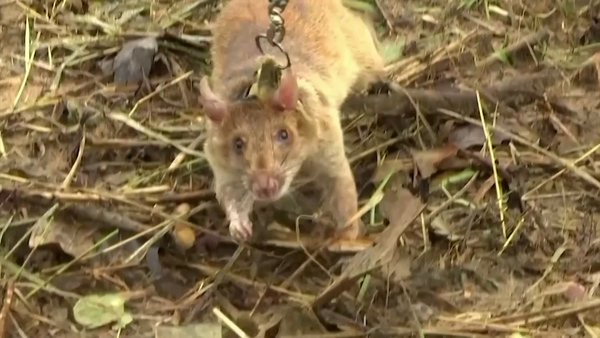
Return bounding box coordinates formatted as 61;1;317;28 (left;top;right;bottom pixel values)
341;71;557;119
478;29;551;68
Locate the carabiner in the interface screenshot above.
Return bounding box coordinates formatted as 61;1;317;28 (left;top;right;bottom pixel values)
254;34;291;70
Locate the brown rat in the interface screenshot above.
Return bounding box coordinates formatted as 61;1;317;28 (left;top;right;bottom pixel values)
199;0;385;242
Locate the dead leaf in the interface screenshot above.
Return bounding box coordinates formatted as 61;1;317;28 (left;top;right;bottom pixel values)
50;274;86;291
448;125;510;149
103;170;136;186
437;120;455;141
473;175;496;202
146;246;162;277
412;302;435;321
380;246;411;283
580;19;600;45
98;58;114;77
97;233;146;265
112;37;158;86
29;208;96;258
371;158;413;183
213;295;259;338
255;305;288;338
312;182;425;308
539;281;587;302
538;116;558;148
195;233;221;254
275;306;328;336
411;144;459;179
572;52;600;89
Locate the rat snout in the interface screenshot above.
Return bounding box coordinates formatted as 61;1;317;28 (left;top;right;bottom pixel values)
250;170;284;201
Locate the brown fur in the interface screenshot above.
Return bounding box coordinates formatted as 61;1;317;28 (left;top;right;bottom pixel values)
200;0;385;242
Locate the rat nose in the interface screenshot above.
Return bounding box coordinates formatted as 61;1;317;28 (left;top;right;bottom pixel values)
251;171;283;201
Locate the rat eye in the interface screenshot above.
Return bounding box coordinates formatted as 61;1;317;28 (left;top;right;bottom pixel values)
276;129;289;143
233;137;245;153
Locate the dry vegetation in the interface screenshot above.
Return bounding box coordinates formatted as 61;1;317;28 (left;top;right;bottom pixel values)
2;0;600;336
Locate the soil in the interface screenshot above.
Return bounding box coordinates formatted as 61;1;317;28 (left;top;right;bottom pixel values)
2;0;600;337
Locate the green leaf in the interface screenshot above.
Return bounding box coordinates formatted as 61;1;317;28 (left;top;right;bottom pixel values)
343;0;377;14
380;39;405;64
73;293;131;329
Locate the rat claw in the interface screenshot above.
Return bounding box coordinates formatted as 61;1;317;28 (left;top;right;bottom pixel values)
229;218;253;242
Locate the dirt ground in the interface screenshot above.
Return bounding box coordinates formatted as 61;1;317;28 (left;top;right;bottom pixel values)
2;0;600;337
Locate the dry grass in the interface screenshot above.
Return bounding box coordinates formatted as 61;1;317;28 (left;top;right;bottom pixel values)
2;0;600;336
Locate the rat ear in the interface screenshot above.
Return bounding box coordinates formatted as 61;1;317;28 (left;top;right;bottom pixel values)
270;68;298;111
199;76;228;123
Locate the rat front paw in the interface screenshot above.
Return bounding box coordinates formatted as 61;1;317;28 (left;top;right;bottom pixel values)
229;217;253;242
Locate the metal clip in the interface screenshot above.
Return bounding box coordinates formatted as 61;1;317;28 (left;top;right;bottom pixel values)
255;35;291;70
254;0;291;70
266;2;286;43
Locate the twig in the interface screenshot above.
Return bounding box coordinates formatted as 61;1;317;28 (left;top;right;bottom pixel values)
186;261;313;303
523;141;600;199
186;246;245;322
342;72;556;119
374;0;395;33
11;15;37;111
424;173;479;222
168;133;205;171
61;133;86;190
127;70;193;116
212;307;250;338
475;91;507;238
438;108;600;191
0;280;15;338
478;29;551;68
107;112;205;158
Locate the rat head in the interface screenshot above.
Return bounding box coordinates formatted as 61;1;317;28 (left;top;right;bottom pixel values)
200;68;314;202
